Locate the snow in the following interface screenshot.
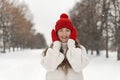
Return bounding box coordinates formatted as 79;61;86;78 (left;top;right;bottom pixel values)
0;49;46;80
84;51;120;80
0;49;120;80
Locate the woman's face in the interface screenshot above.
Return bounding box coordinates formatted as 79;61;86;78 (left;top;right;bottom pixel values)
57;28;71;43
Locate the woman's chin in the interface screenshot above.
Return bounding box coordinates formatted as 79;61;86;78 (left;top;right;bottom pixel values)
60;40;68;43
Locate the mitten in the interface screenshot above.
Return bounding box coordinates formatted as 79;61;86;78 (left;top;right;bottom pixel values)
51;29;59;42
70;27;77;41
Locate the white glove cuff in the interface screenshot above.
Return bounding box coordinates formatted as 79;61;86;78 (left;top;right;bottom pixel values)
67;39;75;48
53;41;61;50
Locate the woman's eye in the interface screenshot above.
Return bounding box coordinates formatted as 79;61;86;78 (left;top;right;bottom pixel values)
66;29;70;32
59;30;63;32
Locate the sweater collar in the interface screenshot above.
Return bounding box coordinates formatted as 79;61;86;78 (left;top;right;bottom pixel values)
61;42;67;50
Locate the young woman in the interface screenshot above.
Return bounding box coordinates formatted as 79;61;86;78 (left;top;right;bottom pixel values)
41;13;89;80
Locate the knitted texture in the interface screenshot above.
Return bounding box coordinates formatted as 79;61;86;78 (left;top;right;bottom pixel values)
51;29;59;42
55;13;74;32
70;27;77;41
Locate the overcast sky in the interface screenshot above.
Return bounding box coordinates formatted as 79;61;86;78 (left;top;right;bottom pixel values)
20;0;79;45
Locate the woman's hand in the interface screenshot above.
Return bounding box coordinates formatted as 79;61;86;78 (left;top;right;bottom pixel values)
51;29;61;51
70;27;77;41
51;29;59;42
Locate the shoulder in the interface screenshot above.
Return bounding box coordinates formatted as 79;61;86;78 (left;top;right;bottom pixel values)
80;45;86;49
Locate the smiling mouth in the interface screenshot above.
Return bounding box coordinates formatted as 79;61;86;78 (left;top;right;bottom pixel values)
61;37;68;39
62;38;67;40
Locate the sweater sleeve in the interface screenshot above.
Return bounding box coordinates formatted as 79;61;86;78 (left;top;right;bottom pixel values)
66;39;89;72
41;41;64;71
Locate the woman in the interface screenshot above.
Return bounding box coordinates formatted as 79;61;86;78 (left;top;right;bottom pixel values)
41;13;89;80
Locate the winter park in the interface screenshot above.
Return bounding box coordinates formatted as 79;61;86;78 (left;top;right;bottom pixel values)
0;0;120;80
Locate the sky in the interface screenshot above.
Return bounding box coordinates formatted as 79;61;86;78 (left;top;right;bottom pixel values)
0;49;120;80
20;0;79;45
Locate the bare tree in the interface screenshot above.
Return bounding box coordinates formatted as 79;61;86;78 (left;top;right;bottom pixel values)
0;0;47;53
0;0;12;53
112;0;120;60
69;0;103;55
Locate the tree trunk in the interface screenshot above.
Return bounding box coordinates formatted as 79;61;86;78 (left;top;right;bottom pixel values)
3;41;6;53
96;49;100;56
117;46;120;60
91;49;93;55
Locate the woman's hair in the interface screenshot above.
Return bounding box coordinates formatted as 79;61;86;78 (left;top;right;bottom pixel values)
42;39;81;73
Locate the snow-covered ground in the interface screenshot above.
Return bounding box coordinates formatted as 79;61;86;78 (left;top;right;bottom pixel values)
84;51;120;80
0;49;120;80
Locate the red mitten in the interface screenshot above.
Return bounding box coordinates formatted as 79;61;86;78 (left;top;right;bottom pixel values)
51;29;59;42
70;27;77;41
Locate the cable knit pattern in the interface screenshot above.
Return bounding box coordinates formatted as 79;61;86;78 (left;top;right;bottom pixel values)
66;39;89;72
41;39;89;80
41;41;64;71
67;39;75;48
53;41;61;51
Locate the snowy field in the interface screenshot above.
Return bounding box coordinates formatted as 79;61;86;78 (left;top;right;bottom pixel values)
0;49;120;80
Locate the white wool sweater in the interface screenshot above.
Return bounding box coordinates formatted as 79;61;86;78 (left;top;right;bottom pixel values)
41;39;89;80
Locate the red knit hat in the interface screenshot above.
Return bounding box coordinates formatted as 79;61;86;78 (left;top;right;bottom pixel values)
55;13;74;32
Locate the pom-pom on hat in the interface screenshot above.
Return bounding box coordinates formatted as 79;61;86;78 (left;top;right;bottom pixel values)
55;13;74;32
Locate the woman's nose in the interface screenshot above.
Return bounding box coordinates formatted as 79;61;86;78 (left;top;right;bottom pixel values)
62;31;67;35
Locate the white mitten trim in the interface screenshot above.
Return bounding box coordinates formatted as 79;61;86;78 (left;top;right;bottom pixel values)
66;45;89;72
67;39;75;48
42;48;64;71
53;41;61;51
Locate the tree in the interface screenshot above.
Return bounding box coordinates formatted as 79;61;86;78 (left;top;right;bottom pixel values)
69;0;120;60
0;0;12;53
27;33;47;49
112;0;120;60
0;0;47;53
69;0;103;55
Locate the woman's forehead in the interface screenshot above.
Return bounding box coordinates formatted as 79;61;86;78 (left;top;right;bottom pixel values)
59;28;71;30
